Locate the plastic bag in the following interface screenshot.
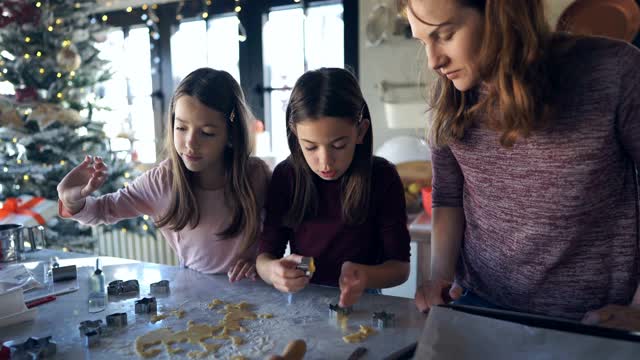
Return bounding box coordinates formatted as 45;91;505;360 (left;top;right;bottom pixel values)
0;264;42;294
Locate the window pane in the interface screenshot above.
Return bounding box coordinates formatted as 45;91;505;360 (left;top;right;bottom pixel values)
263;4;344;162
306;4;344;70
94;27;155;163
126;27;155;163
0;81;14;95
263;8;305;162
95;30;130;154
208;15;241;84
171;19;208;88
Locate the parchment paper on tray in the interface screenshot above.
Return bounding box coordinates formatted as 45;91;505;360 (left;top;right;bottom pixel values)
415;305;640;360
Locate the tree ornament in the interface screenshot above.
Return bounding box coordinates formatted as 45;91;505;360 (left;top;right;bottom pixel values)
56;47;82;72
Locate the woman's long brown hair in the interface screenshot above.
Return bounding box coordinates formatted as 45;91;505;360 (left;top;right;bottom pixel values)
401;0;553;147
156;68;260;254
285;68;373;227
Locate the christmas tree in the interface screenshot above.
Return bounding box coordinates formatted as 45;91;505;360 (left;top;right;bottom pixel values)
0;0;155;251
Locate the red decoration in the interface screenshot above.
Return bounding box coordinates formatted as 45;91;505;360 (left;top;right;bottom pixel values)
14;86;38;102
0;1;40;28
0;197;47;225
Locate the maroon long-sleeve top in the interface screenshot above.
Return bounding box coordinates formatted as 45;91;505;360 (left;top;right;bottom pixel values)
258;156;411;287
432;35;640;319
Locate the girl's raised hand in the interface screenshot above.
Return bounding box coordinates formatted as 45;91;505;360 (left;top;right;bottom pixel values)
228;258;257;283
267;254;310;293
57;155;109;214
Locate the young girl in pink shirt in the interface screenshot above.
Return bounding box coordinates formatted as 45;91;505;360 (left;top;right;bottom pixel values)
57;68;270;280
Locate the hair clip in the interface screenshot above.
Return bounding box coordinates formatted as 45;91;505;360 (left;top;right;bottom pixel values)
229;109;236;123
357;103;366;123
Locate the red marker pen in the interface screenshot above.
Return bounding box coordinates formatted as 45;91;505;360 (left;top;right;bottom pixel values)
25;295;57;308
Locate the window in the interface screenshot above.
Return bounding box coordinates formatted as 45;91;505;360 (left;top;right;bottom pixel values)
171;15;241;89
94;27;156;163
262;2;344;162
0;81;14;95
171;19;207;88
207;15;241;83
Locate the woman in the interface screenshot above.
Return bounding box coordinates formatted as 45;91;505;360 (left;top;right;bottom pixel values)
402;0;640;330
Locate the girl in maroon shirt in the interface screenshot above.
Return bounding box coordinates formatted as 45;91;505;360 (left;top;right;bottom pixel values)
256;68;411;307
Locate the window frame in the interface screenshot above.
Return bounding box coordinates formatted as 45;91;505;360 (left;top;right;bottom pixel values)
103;0;358;163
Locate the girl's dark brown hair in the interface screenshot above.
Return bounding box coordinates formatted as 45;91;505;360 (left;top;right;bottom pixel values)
285;67;373;227
156;68;260;254
399;0;553;147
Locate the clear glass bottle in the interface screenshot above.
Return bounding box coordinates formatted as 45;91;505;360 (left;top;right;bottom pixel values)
88;258;106;313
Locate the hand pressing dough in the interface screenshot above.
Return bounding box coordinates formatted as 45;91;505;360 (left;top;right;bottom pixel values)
342;325;377;343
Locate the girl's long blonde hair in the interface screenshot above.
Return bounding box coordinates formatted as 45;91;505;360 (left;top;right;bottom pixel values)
156;68;259;254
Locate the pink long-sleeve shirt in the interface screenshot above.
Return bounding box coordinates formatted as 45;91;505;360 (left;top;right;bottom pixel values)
59;158;270;274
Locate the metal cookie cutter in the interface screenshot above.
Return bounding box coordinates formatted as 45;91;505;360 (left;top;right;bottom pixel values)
106;312;128;327
107;279;140;296
296;257;315;277
372;311;395;329
329;303;353;317
79;319;104;336
52;265;77;282
150;280;170;294
4;336;57;359
83;330;100;348
135;297;157;314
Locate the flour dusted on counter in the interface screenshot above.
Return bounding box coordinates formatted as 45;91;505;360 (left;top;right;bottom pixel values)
134;299;275;359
